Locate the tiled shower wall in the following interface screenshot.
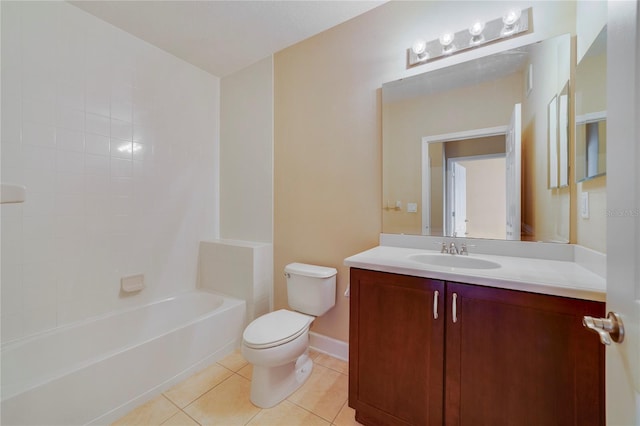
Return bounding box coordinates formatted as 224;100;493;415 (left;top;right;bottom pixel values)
1;1;220;342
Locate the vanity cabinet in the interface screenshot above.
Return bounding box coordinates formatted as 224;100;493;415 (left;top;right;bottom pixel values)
349;268;605;426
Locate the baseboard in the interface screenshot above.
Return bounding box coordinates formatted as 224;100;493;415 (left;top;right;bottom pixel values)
309;331;349;362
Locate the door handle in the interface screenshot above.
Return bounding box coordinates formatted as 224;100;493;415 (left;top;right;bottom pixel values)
433;290;439;320
582;312;625;345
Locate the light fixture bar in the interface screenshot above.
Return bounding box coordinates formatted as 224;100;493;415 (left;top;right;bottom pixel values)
407;8;530;68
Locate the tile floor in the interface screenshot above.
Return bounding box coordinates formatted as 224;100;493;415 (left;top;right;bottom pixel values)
112;349;362;426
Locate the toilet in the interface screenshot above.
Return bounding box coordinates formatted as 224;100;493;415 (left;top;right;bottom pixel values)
241;262;337;408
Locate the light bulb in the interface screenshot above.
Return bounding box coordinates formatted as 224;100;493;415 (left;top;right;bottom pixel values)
469;21;485;37
411;38;426;55
411;39;429;62
439;32;454;47
439;32;455;54
502;9;521;26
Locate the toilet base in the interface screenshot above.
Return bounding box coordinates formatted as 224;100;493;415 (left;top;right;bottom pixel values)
249;351;314;408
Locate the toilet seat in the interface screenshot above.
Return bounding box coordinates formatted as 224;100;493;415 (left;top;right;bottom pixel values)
243;309;314;349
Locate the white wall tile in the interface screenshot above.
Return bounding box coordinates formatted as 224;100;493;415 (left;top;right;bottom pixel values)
22;192;55;218
110;139;133;160
22;169;56;194
56;128;85;152
57;150;85;174
1;1;220;342
57;83;85;111
110;118;132;141
22;97;55;126
21;70;56;103
110;158;132;178
85;113;110;137
86;87;111;116
23;145;56;172
22;122;56;147
85;133;110;156
56;106;85;132
1;262;23;316
55;173;85;196
84;154;110;176
1;313;24;342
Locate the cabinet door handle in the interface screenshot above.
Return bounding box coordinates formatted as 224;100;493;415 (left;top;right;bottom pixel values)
433;290;439;319
452;293;458;323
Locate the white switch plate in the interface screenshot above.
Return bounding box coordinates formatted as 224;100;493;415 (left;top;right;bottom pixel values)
407;203;418;213
581;192;589;219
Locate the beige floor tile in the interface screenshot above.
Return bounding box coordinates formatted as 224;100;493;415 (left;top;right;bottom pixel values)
184;374;260;425
332;402;363;426
315;353;348;375
287;364;348;422
217;349;248;372
237;363;253;380
161;410;200;426
247;400;329;426
164;363;234;408
112;395;178;426
308;348;321;360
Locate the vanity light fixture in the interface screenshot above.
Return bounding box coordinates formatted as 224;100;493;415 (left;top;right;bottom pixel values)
407;7;530;68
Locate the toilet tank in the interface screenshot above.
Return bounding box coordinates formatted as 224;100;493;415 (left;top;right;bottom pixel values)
285;263;337;316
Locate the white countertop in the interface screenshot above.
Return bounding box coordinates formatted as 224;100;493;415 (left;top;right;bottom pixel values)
344;245;606;302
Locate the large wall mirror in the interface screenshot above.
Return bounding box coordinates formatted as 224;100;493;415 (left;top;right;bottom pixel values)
382;33;571;242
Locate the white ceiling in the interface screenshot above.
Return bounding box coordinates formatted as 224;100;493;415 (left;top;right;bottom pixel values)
70;0;386;77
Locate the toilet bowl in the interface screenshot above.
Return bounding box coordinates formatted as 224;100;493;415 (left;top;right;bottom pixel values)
242;309;314;408
241;263;337;408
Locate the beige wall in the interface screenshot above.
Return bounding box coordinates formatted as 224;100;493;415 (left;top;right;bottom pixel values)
221;57;274;243
274;1;579;343
521;33;572;242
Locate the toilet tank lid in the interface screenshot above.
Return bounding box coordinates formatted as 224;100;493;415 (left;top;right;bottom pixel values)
285;263;337;278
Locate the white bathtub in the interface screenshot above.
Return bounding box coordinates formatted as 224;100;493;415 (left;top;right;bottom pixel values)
1;290;246;425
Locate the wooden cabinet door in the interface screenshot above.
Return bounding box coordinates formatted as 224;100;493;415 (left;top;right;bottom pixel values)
445;282;605;426
349;269;445;425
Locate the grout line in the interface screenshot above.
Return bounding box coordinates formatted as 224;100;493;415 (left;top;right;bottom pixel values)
285;399;333;425
156;395;184;425
243;406;263;425
332;400;349;425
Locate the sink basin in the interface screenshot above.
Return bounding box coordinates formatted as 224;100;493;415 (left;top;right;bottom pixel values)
409;254;501;270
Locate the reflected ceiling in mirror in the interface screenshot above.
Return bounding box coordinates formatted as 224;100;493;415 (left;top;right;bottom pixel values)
382;33;571;243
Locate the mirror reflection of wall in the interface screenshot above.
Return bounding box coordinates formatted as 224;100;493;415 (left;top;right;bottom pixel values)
576;26;607;182
382;33;571;242
575;24;607;253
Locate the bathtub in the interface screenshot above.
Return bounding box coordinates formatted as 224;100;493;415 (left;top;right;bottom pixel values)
1;290;246;425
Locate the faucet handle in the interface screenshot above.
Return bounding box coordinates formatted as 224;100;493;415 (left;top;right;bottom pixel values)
440;242;448;254
459;242;475;255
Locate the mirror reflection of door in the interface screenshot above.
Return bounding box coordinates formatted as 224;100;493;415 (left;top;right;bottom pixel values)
506;103;522;240
450;161;467;237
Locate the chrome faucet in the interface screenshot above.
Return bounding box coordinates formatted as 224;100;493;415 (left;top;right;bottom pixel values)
448;242;458;255
439;241;470;255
